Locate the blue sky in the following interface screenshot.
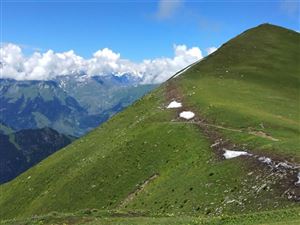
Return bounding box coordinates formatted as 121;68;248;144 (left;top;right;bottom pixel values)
2;0;299;61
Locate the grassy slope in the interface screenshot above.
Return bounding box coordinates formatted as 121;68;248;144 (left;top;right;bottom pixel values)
1;208;300;225
0;24;299;223
177;24;300;161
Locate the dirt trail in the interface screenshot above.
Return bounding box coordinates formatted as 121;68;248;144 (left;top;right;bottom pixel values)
165;121;279;141
248;131;279;141
165;81;300;202
119;174;159;208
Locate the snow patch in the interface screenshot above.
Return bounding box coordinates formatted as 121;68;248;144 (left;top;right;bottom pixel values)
295;172;300;186
276;162;293;169
258;156;272;164
179;111;195;120
167;101;182;109
223;149;252;159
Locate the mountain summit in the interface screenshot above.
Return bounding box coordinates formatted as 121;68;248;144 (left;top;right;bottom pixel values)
0;24;299;223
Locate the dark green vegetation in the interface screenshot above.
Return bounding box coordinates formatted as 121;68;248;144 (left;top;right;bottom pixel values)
0;127;74;184
0;24;299;224
0;76;155;136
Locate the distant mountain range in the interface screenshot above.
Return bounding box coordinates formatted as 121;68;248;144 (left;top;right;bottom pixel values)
0;74;156;183
0;74;156;136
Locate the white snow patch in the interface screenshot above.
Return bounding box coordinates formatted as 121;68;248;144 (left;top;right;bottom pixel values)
295;172;300;186
59;80;66;89
276;162;293;169
223;149;252;159
179;111;195;120
167;101;182;109
258;156;272;164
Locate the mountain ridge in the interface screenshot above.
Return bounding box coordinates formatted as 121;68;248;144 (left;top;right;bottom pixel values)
0;23;299;223
0;75;155;136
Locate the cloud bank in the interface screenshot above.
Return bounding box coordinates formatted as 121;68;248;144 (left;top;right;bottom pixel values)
0;43;203;83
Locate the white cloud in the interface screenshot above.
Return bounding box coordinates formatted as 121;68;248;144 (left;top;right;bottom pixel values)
155;0;183;19
0;43;203;84
206;46;218;55
139;45;202;83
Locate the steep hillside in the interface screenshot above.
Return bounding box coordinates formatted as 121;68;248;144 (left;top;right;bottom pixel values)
0;24;299;222
176;23;300;161
0;127;74;184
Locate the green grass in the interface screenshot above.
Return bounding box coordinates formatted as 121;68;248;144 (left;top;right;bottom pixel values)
177;24;300;161
2;208;300;225
1;84;296;220
0;24;299;224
